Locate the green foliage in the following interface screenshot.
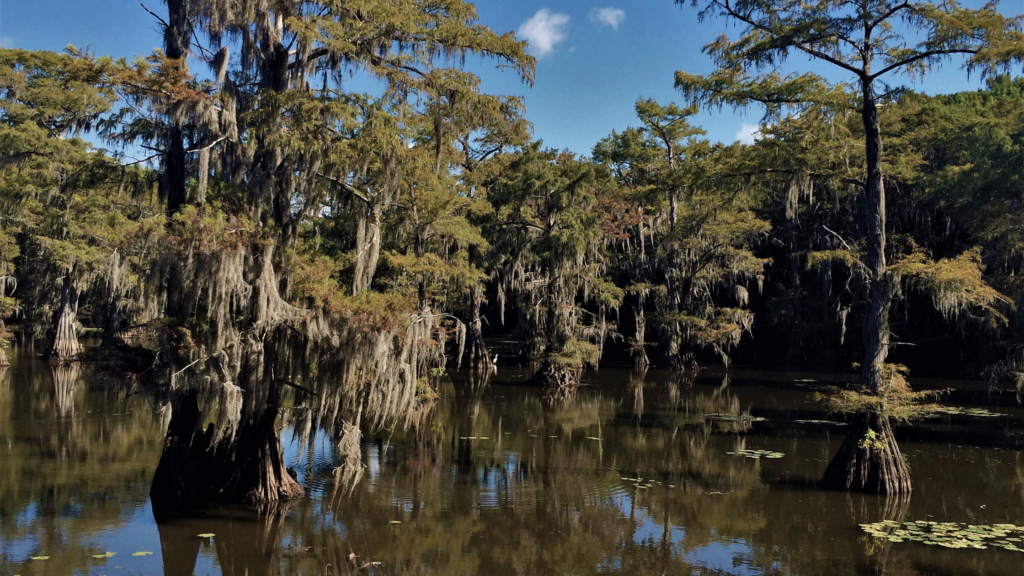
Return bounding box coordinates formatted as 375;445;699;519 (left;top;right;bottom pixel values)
817;364;943;423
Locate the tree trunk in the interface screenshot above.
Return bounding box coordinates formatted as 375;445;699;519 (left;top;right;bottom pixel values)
465;284;492;369
785;248;803;364
821;78;910;495
633;305;649;370
860;82;890;393
0;319;8;366
49;276;82;362
352;203;382;295
150;389;302;516
163;0;190;213
821;412;911;494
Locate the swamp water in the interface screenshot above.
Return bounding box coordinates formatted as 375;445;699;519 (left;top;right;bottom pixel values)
2;353;1024;575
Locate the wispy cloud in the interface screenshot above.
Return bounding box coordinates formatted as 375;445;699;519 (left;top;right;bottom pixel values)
519;9;570;57
736;123;761;145
590;7;626;30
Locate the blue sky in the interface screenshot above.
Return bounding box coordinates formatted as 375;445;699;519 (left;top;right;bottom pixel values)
2;0;1020;155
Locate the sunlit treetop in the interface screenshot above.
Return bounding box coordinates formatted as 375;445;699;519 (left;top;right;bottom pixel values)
676;0;1024;116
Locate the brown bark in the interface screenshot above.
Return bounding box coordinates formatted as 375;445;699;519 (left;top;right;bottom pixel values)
0;320;8;367
821;412;911;494
150;388;302;516
633;305;649;370
352;204;382;295
785;248;803;364
0;318;8;367
465;284;492;370
163;0;190;213
49;276;82;362
860;81;890;394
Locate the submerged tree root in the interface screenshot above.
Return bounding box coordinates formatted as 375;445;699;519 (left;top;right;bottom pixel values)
821;412;911;494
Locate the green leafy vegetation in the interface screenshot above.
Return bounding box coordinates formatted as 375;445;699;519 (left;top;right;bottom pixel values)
861;521;1024;551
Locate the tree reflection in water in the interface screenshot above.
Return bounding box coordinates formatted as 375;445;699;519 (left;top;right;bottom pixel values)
5;361;1024;575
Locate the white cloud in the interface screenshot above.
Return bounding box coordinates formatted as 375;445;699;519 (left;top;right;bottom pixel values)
591;7;626;30
519;9;570;57
736;123;761;145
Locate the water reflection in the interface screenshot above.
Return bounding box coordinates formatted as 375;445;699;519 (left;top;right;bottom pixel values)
3;355;1024;575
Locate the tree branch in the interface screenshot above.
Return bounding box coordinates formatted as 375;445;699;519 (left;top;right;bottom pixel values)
870;48;979;79
317;172;372;205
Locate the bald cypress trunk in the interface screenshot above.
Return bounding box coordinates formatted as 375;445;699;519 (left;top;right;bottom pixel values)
163;0;189;213
49;276;82;362
0;320;8;367
821;77;910;495
859;84;890;393
150;387;302;515
352;203;382;295
633;305;650;370
465;284;492;369
821;412;911;494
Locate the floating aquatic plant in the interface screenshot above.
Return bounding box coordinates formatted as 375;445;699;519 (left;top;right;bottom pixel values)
927;406;1004;418
91;552;116;559
30;556;50;561
860;521;1024;551
794;419;848;426
196;533;215;538
727;449;784;459
132;551;153;556
705;413;767;422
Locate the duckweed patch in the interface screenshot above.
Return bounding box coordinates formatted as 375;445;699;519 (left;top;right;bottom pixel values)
727;449;784;459
860;521;1024;551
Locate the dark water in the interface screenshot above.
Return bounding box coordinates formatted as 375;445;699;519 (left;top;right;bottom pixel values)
3;353;1024;575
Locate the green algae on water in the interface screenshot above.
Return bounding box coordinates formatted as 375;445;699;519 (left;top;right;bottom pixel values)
860;521;1024;551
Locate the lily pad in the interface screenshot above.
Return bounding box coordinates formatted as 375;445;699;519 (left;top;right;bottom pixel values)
860;521;1024;552
133;551;154;557
197;533;215;538
30;556;50;561
92;552;117;559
